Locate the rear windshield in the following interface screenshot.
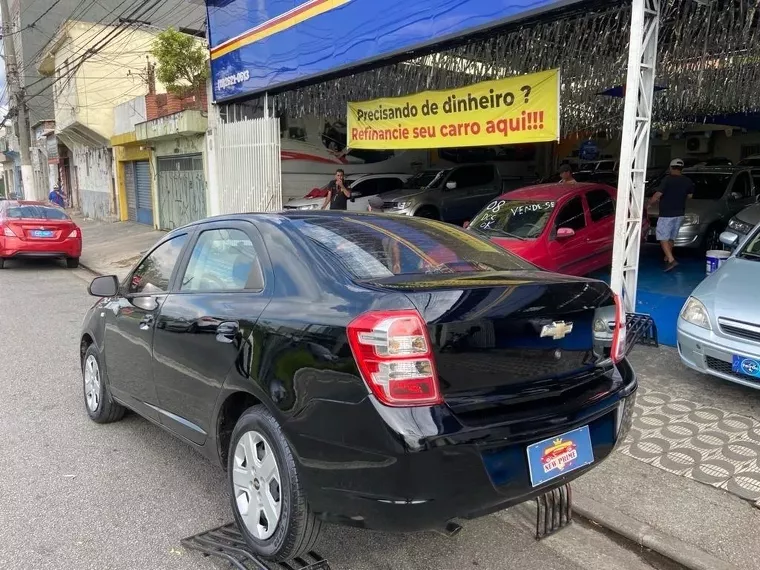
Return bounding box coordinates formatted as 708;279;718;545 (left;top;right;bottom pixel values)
682;173;732;200
6;205;70;220
470;199;557;239
290;215;533;280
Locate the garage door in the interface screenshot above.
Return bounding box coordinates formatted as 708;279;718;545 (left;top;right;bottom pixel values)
124;161;137;222
157;155;206;230
135;160;153;226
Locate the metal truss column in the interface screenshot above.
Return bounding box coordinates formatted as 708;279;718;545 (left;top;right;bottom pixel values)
611;0;660;312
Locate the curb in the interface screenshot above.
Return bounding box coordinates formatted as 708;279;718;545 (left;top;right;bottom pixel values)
78;260;104;277
573;494;739;570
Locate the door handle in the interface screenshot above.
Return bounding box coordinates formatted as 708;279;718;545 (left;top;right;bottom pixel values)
216;321;240;344
139;314;155;330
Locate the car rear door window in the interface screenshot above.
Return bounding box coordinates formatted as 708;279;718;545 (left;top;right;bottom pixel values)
586;189;615;222
555;196;586;231
180;229;263;292
128;235;189;294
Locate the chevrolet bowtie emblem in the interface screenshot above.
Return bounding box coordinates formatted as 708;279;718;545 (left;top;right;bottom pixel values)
541;321;573;340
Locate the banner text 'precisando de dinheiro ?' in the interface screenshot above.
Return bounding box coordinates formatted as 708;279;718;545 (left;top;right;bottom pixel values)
347;69;560;150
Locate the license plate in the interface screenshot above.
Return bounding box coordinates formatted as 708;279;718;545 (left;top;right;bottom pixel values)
732;355;760;379
526;425;595;487
31;230;53;238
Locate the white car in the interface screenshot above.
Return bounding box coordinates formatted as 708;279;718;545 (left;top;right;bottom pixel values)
283;173;411;211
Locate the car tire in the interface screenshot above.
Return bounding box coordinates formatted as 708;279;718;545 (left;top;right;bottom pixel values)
82;344;126;424
415;207;439;220
66;257;80;269
228;405;321;561
0;258;5;269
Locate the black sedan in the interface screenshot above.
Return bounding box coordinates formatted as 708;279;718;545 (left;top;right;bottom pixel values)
80;211;637;561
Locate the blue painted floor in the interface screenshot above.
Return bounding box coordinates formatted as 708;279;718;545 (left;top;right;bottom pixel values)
591;245;708;347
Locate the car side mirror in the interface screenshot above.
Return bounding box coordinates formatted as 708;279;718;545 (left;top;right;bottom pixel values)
729;192;743;201
446;181;457;190
556;227;576;240
463;220;470;229
719;231;739;248
88;275;119;297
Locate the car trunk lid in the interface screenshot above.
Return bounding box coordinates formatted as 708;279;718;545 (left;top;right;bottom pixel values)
361;271;618;424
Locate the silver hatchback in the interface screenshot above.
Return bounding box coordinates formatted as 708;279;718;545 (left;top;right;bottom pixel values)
677;224;760;389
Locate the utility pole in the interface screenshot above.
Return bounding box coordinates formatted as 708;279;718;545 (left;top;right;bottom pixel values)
1;0;37;200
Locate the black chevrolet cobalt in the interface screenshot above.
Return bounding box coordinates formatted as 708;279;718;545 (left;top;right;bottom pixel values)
80;211;636;561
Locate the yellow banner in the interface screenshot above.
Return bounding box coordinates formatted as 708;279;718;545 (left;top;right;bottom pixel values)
347;69;560;150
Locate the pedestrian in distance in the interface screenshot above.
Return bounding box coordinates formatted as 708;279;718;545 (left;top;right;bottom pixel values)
49;184;65;208
321;169;351;210
647;158;694;272
558;164;578;185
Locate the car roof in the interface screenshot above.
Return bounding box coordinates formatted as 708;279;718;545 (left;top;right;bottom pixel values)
1;200;47;207
682;166;746;173
496;182;612;201
352;173;411;180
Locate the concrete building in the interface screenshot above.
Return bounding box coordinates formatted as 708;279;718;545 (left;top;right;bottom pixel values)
112;88;209;229
6;0;205;203
37;22;172;220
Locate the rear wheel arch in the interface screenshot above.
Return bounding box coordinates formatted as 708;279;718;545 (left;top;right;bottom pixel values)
216;391;263;470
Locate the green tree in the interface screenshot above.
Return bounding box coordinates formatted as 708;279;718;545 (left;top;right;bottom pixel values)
150;28;209;96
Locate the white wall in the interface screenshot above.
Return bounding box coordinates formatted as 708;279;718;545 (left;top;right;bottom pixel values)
113;96;148;137
71;143;114;220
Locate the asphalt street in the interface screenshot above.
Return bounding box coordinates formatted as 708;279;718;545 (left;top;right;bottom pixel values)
0;258;681;570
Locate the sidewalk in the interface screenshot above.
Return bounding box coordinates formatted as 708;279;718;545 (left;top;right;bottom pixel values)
72;213;165;280
69;215;758;570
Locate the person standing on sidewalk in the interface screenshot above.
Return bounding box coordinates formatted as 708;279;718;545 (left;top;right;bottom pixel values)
648;158;694;272
321;169;351;210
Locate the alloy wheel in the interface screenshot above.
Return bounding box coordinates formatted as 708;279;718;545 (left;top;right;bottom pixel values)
83;355;101;412
233;430;282;540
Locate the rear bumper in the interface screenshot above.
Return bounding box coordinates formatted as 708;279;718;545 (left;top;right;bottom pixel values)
291;359;637;532
0;236;82;259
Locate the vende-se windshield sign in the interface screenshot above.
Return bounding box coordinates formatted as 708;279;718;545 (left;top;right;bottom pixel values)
206;0;577;102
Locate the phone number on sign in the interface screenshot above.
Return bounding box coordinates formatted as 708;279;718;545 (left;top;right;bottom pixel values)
217;70;250;90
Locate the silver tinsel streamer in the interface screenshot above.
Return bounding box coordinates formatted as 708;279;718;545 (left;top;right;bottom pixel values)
243;1;760;137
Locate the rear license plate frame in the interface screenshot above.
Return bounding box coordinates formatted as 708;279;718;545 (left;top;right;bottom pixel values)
31;230;54;238
526;425;595;488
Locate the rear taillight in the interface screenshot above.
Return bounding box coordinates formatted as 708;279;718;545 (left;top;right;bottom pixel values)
67;228;80;238
611;293;627;364
347;310;442;407
2;225;16;237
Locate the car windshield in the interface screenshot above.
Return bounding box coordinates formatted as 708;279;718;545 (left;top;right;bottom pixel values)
469;198;557;239
6;205;70;220
403;170;449;189
290;215;533;279
681;172;733;200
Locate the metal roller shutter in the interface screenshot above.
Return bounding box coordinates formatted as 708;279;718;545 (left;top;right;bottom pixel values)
124;162;137;222
135;160;153;226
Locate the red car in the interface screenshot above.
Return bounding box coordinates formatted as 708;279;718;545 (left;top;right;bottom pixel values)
0;201;82;269
467;183;647;276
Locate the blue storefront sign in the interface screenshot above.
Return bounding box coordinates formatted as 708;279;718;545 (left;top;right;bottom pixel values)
206;0;583;102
